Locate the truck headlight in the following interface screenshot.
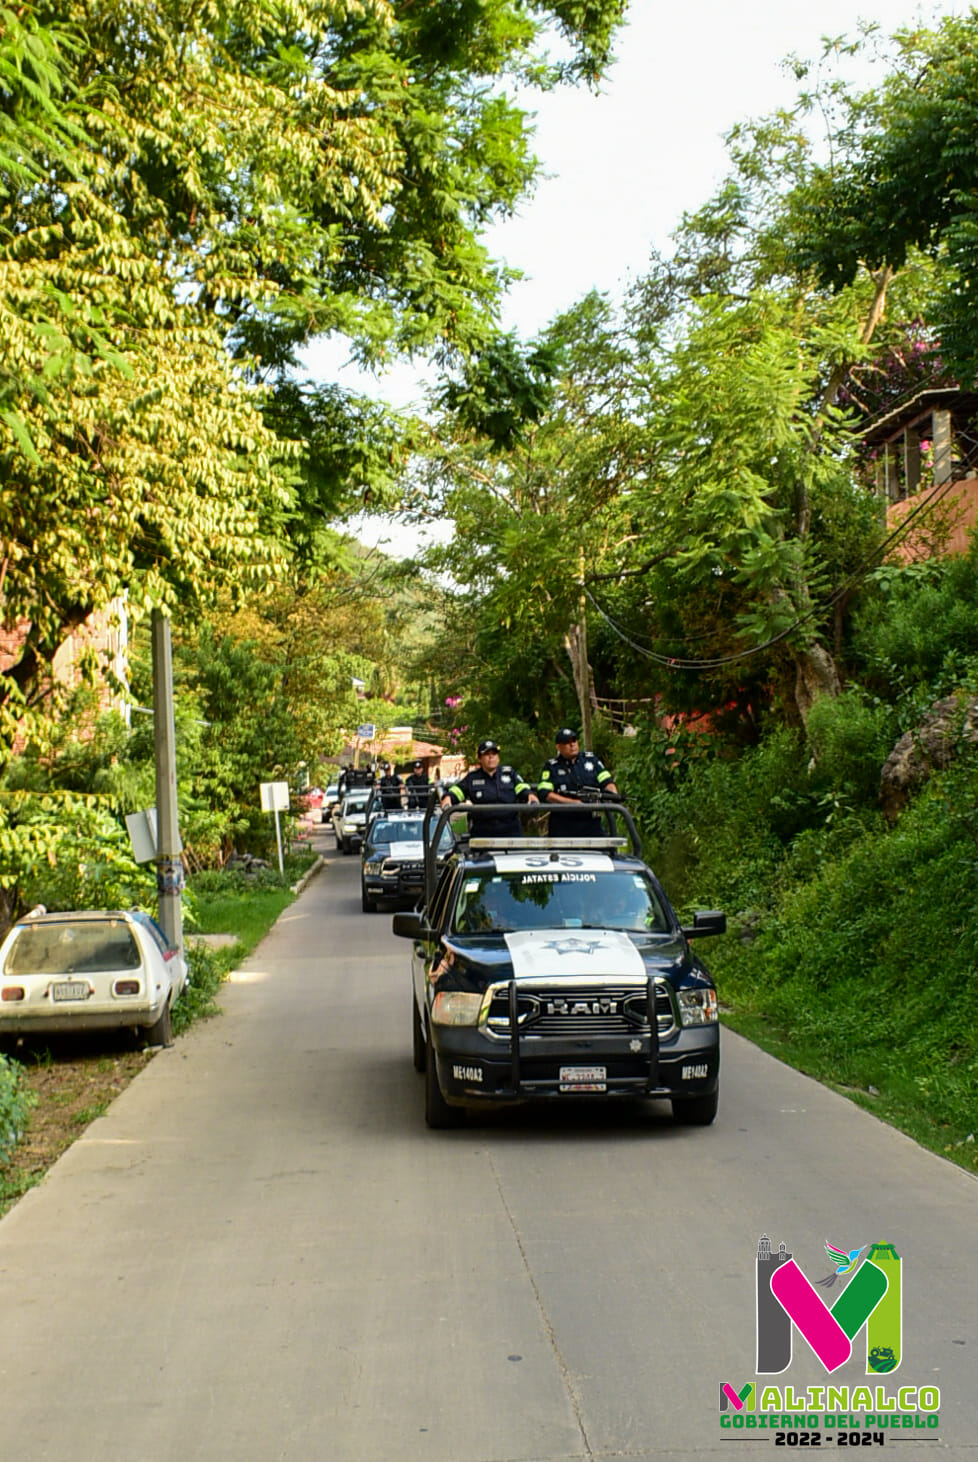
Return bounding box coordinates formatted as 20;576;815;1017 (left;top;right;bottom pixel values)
431;990;483;1026
363;861;384;875
677;987;718;1026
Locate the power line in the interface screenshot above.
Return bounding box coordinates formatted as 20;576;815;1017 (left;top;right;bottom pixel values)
586;473;961;671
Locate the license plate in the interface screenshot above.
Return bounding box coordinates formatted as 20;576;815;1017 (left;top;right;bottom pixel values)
51;981;91;1003
559;1065;607;1091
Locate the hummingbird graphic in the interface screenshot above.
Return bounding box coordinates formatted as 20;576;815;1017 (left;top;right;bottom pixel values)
814;1241;868;1289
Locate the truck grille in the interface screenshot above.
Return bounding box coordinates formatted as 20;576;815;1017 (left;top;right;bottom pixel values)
485;981;676;1039
383;858;424;876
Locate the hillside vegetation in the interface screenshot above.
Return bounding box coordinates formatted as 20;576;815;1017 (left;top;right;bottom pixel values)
614;546;978;1172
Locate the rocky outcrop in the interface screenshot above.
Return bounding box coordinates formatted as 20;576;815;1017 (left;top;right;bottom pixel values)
879;693;978;821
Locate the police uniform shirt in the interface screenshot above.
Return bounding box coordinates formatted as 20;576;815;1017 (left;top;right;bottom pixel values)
447;765;532;833
539;750;613;836
405;771;430;807
538;751;613;800
378;773;403;807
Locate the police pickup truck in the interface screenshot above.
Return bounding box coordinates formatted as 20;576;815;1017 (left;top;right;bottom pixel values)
393;801;724;1129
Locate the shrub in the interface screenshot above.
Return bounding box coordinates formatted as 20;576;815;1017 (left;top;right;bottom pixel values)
711;751;978;1133
0;1055;36;1166
804;689;898;805
852;550;978;707
172;942;229;1034
621;726;816;912
0;791;155;936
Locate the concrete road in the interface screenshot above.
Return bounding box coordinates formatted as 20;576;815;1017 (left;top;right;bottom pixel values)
0;834;975;1461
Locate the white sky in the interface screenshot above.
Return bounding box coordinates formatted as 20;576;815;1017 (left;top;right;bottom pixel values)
298;0;965;548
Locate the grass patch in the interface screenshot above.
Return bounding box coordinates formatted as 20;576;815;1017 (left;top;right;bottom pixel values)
192;888;297;949
0;1045;152;1216
72;1099;110;1126
190;851;317;944
720;1002;978;1179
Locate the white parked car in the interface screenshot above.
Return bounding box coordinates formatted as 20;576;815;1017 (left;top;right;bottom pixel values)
0;909;188;1048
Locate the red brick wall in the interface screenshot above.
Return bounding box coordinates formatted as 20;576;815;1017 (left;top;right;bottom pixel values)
886;477;978;562
0;601;128;716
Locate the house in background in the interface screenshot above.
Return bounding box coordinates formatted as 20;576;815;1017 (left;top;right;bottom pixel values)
861;387;978;561
0;597;129;722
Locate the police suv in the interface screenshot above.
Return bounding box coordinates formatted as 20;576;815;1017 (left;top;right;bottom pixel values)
393;801;724;1129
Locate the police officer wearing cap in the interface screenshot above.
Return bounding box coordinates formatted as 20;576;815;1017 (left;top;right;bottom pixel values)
539;728;618;838
404;759;430;809
441;739;539;837
377;762;404;810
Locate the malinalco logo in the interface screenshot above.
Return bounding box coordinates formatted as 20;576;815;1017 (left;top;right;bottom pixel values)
754;1235;902;1375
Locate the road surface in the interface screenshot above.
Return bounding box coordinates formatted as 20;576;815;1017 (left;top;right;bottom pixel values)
0;834;974;1460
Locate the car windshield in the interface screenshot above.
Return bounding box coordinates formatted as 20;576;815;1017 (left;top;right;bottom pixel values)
371;818;424;843
344;794;369;812
452;869;672;935
5;920;142;976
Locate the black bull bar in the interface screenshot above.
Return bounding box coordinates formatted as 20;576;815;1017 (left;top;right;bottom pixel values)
501;970;660;1100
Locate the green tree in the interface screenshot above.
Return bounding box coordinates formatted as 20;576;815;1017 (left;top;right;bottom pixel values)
419;293;644;746
1;0;627;739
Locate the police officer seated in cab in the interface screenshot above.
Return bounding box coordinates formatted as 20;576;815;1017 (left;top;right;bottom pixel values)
404;759;430;809
377;762;404;810
539;727;618;839
441;739;539;837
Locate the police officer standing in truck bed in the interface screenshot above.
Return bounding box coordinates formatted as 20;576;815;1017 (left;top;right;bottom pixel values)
404;759;430;809
442;739;538;837
538;727;618;838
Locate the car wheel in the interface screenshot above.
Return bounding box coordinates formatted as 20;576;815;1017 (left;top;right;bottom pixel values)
142;999;173;1049
671;1089;718;1126
361;884;378;913
412;996;426;1073
425;1036;464;1129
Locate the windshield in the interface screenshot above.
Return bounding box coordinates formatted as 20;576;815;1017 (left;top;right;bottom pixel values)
5;920;142;976
343;794;369;812
371;818;424;843
452;869;672;935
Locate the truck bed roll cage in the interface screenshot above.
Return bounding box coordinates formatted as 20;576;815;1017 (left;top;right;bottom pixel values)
419;793;643;907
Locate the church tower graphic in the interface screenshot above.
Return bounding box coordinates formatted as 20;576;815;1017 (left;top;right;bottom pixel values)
756;1233;792;1372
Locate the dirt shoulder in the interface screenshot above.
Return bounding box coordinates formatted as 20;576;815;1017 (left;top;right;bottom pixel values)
1;1043;154;1215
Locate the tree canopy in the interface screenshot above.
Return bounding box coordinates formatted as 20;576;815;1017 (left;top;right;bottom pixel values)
0;0;627;737
789;13;978;380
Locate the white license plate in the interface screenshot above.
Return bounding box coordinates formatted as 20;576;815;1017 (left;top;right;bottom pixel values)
51;981;90;1002
559;1065;607;1091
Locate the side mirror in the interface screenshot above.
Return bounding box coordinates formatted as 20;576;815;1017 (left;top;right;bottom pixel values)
392;911;426;940
681;910;726;940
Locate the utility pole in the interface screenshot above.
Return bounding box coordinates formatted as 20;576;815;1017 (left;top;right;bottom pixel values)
151;608;184;955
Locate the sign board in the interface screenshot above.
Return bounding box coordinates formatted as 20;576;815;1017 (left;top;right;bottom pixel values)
357;723;376;740
125;808;159;864
259;780;290;812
